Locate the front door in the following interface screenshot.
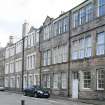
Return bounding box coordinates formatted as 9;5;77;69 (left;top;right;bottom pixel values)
72;72;79;99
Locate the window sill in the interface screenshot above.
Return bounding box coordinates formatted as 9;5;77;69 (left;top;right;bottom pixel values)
80;88;92;91
52;88;60;90
97;89;104;91
71;57;92;62
61;88;67;90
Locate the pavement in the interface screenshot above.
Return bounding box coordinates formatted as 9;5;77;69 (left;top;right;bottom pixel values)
2;90;105;105
0;91;93;105
50;95;105;105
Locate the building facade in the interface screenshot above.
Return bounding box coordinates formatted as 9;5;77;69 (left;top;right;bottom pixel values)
70;0;105;99
2;0;105;100
40;15;69;96
40;0;105;99
4;24;40;91
0;48;5;87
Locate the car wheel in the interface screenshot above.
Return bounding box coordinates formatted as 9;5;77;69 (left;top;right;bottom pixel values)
34;93;38;98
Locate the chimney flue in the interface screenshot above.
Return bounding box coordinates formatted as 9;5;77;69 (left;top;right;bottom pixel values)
9;36;14;44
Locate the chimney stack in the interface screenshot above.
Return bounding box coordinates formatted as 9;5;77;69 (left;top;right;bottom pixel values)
22;21;30;38
9;36;14;44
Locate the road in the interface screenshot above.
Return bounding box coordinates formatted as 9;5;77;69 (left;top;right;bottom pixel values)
0;91;93;105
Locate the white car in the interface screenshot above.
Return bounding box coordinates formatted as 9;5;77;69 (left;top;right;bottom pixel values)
0;87;5;91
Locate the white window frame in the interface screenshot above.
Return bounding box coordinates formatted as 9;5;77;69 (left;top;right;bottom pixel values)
85;36;92;57
96;32;105;55
79;38;85;59
26;53;36;70
58;20;63;34
16;75;20;88
73;11;79;28
79;8;86;25
97;69;104;90
10;76;15;88
5;48;9;58
43;50;51;66
47;75;50;88
16;41;22;54
10;61;14;73
28;74;33;87
54;22;58;36
63;17;69;33
23;75;27;89
5;63;9;74
53;74;59;89
61;73;67;89
98;0;105;16
83;71;91;89
15;58;22;72
86;4;93;22
44;26;49;40
9;46;15;56
72;40;79;60
5;77;9;87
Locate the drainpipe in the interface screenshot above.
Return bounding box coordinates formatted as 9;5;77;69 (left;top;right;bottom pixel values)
22;37;25;92
39;28;42;87
3;49;5;88
68;10;71;97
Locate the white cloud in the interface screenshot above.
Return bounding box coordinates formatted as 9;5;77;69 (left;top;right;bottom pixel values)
0;0;84;47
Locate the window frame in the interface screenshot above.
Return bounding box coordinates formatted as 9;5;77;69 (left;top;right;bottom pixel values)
97;69;104;90
83;71;91;89
98;0;105;16
96;32;105;55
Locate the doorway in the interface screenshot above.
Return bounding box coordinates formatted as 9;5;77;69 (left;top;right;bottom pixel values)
72;72;79;99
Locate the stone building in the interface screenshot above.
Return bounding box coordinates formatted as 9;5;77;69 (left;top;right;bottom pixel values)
3;0;105;100
0;47;5;87
40;14;69;96
4;23;40;91
23;23;40;89
70;0;105;99
40;0;105;99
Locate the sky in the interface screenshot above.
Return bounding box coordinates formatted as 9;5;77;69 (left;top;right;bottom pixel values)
0;0;84;47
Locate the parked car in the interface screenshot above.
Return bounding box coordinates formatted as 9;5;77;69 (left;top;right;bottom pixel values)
0;86;5;91
23;85;50;98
